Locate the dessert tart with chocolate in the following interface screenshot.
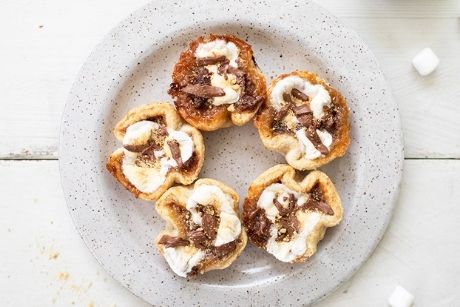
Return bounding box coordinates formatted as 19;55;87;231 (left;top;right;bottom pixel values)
155;178;247;277
106;103;205;201
243;164;342;263
254;71;350;170
168;34;267;131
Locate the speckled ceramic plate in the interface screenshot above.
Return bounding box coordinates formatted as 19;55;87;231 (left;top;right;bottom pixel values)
60;0;403;305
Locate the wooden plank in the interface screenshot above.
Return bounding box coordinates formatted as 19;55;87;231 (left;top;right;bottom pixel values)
0;160;150;306
317;0;460;18
1;160;459;306
0;1;458;159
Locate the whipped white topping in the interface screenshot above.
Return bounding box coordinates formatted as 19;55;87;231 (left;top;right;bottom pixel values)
257;183;321;262
121;121;195;192
163;246;205;277
207;65;240;106
195;39;239;68
122;151;166;193
295;128;333;160
123;120;158;146
271;76;331;119
266;211;321;262
186;184;241;246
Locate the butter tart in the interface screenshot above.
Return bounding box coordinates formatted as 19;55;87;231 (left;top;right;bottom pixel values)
254;71;350;170
168;34;267;131
155;178;247;277
106;103;205;201
243;164;342;263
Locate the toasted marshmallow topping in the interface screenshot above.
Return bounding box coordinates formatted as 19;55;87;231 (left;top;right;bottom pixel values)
195;39;239;68
121;121;195;192
295;128;333;160
186;184;241;246
266;211;321;262
207;65;241;106
163;246;205;277
271;76;331;119
122;151;166;193
257;183;321;262
123;120;158;147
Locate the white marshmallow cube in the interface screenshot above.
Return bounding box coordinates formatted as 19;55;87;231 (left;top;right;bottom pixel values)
412;48;439;76
388;285;415;307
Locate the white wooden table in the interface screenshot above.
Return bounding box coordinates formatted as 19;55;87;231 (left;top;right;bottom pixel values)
1;1;459;306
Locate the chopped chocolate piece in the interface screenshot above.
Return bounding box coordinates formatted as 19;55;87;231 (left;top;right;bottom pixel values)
123;143;151;153
227;66;245;78
305;126;329;154
196;55;227;66
245;207;272;247
301;184;334;215
194;67;211;85
202;212;218;241
158;235;189;248
291;88;309;101
276;215;299;242
296;112;314;127
181;84;225;98
283;92;293;104
235;95;262;111
292;104;312;116
187;229;208;249
140;142;160;156
211;240;237;259
217;61;230;79
167;140;183;167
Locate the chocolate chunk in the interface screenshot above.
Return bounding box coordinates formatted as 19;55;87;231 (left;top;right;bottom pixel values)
187;229;208;249
296;112;314;127
158;235;189;248
211;240;237;259
276;215;299;242
302;184;334;215
245;207;271;246
292;104;312;116
283;92;293;104
194;67;211;85
202;212;218;241
236;95;262;111
217;61;230;79
167;140;183;167
305;126;329;154
181;84;225;98
123;143;151;153
273;194;296;217
291;88;309;101
227;66;245;78
196;55;227;66
274;100;292;121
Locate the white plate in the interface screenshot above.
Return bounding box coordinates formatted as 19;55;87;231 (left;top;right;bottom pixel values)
60;0;403;305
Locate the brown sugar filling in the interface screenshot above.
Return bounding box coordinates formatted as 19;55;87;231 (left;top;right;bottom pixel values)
168;45;262;115
244;183;333;247
158;202;240;274
271;88;345;153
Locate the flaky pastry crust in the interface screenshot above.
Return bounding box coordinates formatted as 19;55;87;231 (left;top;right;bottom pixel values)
170;34;267;130
243;164;342;263
155;178;247;276
106;103;205;201
254;71;350;170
